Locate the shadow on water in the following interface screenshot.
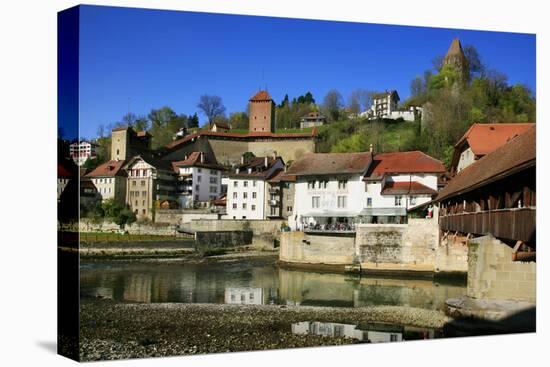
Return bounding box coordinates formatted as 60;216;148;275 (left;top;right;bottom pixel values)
443;307;536;337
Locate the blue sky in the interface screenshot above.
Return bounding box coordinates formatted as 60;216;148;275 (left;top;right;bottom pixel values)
78;5;536;139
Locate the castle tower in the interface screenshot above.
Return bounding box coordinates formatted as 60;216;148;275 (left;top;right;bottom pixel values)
443;38;470;82
110;126;152;161
248;90;275;133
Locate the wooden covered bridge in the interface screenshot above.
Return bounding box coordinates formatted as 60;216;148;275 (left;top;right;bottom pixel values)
436;126;536;260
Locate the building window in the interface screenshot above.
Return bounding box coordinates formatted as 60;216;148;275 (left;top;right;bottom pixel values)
142;209;146;214
141;180;145;186
142;200;145;206
252;192;257;199
142;191;146;197
210;177;217;184
195;194;199;201
253;181;257;187
243;192;248;199
251;205;256;211
242;203;247;209
195;185;199;191
210;186;217;193
233;192;237;199
198;168;202;173
410;196;417;206
197;176;202;182
367;198;372;207
135;200;138;206
312;196;320;208
395;196;403;206
287;206;293;212
233;203;237;209
337;196;347;208
233;181;238;187
338;180;347;189
244;181;248;187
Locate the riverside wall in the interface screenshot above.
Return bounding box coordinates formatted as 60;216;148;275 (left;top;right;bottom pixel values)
280;218;467;276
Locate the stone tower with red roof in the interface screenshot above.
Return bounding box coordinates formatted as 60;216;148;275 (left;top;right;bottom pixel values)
248;90;275;133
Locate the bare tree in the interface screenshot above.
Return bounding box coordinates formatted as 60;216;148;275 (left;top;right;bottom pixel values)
197;95;226;128
349;89;372;114
322;89;344;121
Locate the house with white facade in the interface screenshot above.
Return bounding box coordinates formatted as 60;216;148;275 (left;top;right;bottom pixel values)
171;151;224;208
226;155;285;220
362;151;446;223
285;151;374;231
85;160;127;203
69;140;99;166
449;123;534;175
360;90;421;122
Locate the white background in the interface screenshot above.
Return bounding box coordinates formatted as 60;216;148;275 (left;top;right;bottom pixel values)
0;0;547;366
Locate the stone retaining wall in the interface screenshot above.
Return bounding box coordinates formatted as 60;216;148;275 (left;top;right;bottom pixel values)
195;231;253;252
279;232;356;266
79;220;180;236
467;235;536;303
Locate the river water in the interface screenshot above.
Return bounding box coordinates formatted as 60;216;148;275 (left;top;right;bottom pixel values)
80;258;466;311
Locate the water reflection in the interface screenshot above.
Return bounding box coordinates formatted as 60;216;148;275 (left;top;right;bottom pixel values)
292;321;439;343
80;261;465;310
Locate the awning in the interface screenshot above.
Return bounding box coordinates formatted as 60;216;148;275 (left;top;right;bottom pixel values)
359;207;407;216
300;211;360;218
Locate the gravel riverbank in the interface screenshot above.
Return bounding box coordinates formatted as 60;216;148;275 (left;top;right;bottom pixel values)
79;299;450;361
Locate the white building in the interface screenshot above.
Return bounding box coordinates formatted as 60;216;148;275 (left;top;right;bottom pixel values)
285;152;373;230
171;151;224;208
69;140;98;166
226;155;285;220
362;151;445;223
360;90;421;122
85;160;127;203
286;150;446;229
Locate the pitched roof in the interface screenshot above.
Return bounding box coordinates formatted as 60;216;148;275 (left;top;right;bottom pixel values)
164;130;317;150
454;123;535;157
381;181;437;196
267;169;296;183
249;90;273;102
365;151;446;180
212;121;231;129
58;162;73;178
286;152;373;176
437;126;535;201
229;156;283;179
85;160;126;178
171;151;223;170
445;38;465;57
123;154;174;172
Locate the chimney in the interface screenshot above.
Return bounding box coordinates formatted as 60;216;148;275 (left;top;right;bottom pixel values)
184;154;188;160
200;151;204;163
272;151;277;160
241;155;244;164
369;144;373;153
264;156;268;168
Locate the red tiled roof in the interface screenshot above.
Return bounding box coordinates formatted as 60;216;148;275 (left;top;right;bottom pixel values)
365;151;446;180
136;131;151;137
381;181;437;196
58;163;73;178
165;130;317;150
171;151;223;171
249;90;273;102
455;123;535;157
85;160;127;178
437;126;536;201
267;169;296;183
286;152;373;176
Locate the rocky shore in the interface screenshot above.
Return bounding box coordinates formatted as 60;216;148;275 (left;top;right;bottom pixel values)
79;299;450;361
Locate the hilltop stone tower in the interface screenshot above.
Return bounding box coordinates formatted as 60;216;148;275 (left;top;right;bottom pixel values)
443;38;470;83
248;90;275;133
110;126;152;161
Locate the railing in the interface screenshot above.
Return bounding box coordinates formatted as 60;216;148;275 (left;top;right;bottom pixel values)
439;207;535;243
302;223;356;233
268;199;279;206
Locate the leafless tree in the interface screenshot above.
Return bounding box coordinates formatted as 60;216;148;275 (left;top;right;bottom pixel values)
197;95;226;128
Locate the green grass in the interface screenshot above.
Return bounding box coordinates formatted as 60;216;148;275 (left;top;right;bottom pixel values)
80;232;187;243
225;127;314;134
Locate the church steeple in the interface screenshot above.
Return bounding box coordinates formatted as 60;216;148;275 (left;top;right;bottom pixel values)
443;38;470;82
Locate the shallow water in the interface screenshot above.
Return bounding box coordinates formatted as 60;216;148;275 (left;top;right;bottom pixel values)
80;259;466;310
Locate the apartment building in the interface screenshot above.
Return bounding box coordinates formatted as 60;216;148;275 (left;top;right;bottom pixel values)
85;160;127;203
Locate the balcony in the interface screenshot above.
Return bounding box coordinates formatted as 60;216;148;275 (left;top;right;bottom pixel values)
268;187;280;194
268;199;279;206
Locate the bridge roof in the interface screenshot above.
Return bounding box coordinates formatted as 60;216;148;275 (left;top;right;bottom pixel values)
437;126;536;202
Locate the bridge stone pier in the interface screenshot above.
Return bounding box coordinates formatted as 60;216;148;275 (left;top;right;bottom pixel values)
467;235;535;303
